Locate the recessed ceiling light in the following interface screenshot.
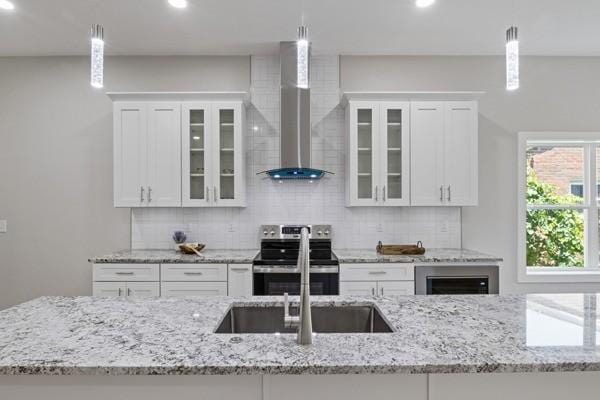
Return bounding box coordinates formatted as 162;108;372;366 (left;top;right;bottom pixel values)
415;0;435;8
0;0;15;10
168;0;188;8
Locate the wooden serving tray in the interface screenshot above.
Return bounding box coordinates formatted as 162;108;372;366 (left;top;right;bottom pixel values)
376;241;425;255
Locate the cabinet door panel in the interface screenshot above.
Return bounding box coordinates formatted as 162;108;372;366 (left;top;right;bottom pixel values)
410;102;445;206
228;264;253;297
93;282;126;297
443;101;478;206
347;102;380;206
147;103;182;207
161;282;228;297
378;281;415;296
182;103;212;207
340;281;377;296
93;264;159;282
126;282;160;298
379;102;410;206
161;264;228;282
340;263;415;282
113;103;147;207
212;103;245;207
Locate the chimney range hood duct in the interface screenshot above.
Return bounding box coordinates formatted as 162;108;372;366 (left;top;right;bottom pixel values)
262;40;331;180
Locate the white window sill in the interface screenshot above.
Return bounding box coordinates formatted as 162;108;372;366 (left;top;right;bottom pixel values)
519;267;600;283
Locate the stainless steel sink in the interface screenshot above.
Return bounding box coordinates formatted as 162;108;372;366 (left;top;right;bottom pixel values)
215;305;395;334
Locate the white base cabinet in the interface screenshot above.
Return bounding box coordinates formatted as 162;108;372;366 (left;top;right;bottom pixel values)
161;282;228;297
92;282;160;298
340;263;415;296
92;263;251;298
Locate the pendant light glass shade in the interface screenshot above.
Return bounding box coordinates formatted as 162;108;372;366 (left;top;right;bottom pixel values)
297;25;309;89
506;26;519;91
90;24;104;89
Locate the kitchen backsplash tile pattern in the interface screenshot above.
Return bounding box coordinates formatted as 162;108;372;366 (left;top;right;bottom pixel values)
131;56;462;250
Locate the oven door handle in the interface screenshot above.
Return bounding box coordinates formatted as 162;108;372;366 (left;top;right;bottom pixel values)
252;265;339;274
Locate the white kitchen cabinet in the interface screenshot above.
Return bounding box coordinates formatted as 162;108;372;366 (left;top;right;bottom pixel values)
340;281;378;296
227;264;253;297
182;102;245;207
92;282;126;297
161;263;228;282
411;101;478;206
161;282;228;297
346;101;410;206
340;263;415;296
340;281;414;296
92;281;159;298
92;263;160;282
113;102;181;207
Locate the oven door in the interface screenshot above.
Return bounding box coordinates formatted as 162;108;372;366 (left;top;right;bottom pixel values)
253;266;339;296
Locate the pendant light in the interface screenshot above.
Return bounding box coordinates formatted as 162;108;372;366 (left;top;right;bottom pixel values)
90;24;104;88
505;26;519;90
297;25;309;89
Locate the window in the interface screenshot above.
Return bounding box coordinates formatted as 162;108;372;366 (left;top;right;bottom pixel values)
518;132;600;282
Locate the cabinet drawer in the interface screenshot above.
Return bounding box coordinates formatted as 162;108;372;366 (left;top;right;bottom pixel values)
340;263;414;281
161;282;228;297
161;263;228;282
93;263;159;282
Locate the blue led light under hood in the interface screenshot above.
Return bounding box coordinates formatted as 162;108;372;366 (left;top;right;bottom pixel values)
264;168;330;180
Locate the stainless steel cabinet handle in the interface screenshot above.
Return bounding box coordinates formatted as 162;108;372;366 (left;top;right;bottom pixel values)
383;186;386;202
206;187;209;202
375;186;378;202
440;186;444;202
380;286;384;296
115;272;135;276
447;185;451;202
214;186;217;202
148;187;152;203
368;271;387;275
127;288;132;297
371;287;375;296
140;186;145;203
230;267;249;272
118;288;122;297
184;272;203;275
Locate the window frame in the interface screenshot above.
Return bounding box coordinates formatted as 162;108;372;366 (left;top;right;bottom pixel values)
518;132;600;283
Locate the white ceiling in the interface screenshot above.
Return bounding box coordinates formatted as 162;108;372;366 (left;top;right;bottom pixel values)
1;0;600;56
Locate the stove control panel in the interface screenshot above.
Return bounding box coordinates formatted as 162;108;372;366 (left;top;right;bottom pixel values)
260;225;332;239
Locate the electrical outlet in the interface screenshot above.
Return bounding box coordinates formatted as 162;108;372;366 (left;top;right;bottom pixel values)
440;221;449;233
376;223;383;233
0;220;6;233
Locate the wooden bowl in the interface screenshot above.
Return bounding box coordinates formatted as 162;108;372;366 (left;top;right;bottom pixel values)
179;243;206;255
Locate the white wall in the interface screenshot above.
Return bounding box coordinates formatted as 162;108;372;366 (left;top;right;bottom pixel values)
341;55;600;294
131;56;462;250
0;56;250;309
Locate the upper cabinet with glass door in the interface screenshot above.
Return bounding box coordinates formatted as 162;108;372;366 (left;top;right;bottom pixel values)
109;92;247;209
345;100;410;206
182;101;245;207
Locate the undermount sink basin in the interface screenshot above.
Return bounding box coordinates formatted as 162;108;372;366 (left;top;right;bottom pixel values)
215;305;395;334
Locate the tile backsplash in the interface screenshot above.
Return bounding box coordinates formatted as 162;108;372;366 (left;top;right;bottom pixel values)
131;55;461;250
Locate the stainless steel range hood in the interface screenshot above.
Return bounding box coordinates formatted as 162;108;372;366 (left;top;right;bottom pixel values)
263;41;330;180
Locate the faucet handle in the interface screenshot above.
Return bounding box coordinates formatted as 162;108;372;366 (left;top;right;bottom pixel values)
283;292;300;328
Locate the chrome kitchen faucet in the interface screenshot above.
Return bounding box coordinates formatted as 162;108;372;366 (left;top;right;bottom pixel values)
283;226;313;345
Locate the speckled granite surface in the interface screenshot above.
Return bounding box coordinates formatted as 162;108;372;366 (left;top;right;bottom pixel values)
89;249;259;264
334;248;502;264
1;294;599;376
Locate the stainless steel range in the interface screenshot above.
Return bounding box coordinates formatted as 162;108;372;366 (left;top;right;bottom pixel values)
253;225;339;296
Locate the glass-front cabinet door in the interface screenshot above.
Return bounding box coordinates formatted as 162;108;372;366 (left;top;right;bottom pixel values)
379;102;410;206
182;103;212;206
212;103;244;206
347;102;379;206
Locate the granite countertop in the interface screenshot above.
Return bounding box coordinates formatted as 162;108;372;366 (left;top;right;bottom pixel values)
333;248;503;264
89;249;259;264
1;293;599;376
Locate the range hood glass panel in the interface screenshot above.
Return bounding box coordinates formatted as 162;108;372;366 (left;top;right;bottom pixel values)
266;168;324;180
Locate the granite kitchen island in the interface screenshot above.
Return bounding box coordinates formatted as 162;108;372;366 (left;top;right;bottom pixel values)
1;294;599;399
